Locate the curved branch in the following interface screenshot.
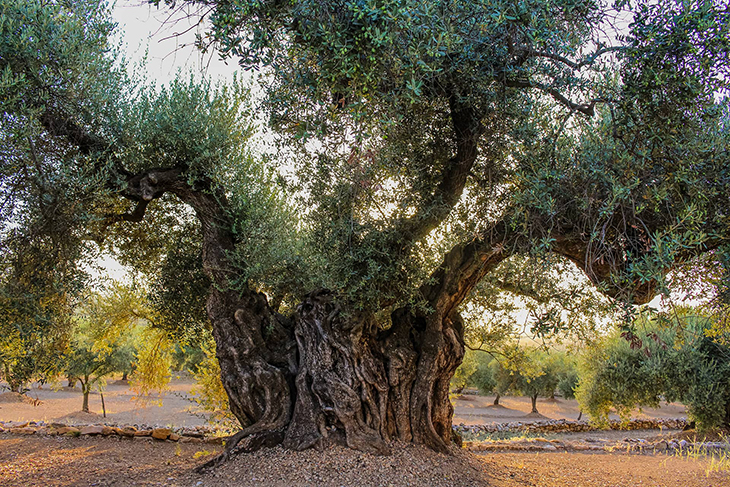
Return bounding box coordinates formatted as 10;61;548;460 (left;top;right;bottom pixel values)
38;106;132;178
420;221;517;318
502;78;600;116
390;97;484;245
551;234;658;305
104;200;150;225
526;46;624;70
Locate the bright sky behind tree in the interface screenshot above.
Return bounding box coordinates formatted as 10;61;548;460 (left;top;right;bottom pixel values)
113;1;237;84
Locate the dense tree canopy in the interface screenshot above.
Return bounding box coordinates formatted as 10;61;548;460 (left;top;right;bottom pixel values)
1;0;729;464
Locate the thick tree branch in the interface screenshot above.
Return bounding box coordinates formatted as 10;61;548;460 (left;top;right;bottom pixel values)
420;221;516;318
38;106;132;178
104;200;150;225
39;108;108;156
551;234;659;304
393;97;484;244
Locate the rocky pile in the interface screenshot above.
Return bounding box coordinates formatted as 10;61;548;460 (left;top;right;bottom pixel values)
454;417;688;436
0;420;224;444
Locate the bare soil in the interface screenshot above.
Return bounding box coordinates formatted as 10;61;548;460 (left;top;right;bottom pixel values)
0;376;207;428
1;379;726;486
451;392;687;425
1;436;728;487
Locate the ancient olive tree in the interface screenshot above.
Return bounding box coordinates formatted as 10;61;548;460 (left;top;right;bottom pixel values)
1;0;729;462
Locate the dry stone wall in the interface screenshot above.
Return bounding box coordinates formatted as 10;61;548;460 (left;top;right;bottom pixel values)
453;418;688;436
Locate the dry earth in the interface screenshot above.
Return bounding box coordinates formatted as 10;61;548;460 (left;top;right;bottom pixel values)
451;392;688;425
0;377;207;428
1;379;728;486
1;435;728;487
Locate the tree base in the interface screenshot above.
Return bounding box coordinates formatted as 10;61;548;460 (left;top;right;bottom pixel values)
210;289;465;463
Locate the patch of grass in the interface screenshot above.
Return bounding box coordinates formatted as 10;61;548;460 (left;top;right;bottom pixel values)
193;449;215;459
706;452;730;476
667;438;730;477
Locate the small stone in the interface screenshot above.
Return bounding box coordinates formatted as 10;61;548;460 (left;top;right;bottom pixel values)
205;436;224;445
168;433;180;441
10;427;36;435
180;437;203;444
120;426;137;437
101;426;115;436
180;428;204;438
56;426;81;436
152;428;172;440
50;422;67;428
80;425;104;436
134;429;153;437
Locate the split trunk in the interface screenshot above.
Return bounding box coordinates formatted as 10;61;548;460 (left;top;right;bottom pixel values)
131;170;509;456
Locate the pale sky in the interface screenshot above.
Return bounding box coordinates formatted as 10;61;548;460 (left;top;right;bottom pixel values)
92;2;241;280
112;1;238;84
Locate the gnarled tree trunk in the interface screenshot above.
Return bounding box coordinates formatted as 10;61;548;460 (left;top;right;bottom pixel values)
121;170;512;466
199;237;511;464
282;290;464;455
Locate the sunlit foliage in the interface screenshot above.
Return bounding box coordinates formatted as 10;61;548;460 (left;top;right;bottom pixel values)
576;308;730;429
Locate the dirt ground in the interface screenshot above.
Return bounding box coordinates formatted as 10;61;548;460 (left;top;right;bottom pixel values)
451;392;687;425
0;376;207;428
0;435;728;487
2;379;726;487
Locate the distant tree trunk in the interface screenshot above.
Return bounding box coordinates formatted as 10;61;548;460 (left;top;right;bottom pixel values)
577;410;582;421
121;371;128;381
81;379;91;413
493;393;501;406
530;394;538;414
67;376;77;388
5;364;24;394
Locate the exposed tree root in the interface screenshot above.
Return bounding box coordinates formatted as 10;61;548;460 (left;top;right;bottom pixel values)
195;428;285;473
